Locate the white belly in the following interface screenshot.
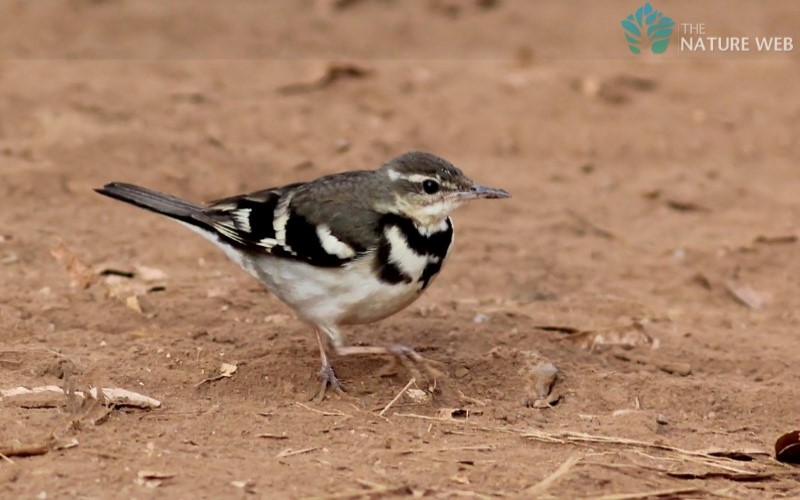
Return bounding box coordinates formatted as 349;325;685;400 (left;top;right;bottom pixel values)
180;221;439;328
246;252;426;326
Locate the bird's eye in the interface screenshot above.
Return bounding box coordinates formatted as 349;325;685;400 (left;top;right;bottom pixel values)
422;180;440;194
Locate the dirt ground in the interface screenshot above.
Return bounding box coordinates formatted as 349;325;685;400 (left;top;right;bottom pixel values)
1;1;800;498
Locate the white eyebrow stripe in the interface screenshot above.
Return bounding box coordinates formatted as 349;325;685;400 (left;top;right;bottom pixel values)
386;170;437;185
316;225;356;259
405;173;437;184
386;169;402;181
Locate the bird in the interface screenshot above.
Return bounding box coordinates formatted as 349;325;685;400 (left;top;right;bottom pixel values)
95;151;509;400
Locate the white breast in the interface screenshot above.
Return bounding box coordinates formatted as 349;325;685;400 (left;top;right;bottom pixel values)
248;252;424;327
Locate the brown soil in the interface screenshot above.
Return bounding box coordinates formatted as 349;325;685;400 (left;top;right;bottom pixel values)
1;1;799;498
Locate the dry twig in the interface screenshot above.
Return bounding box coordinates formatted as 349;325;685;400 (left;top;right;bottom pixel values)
295;402;349;417
379;378;416;418
523;429;761;463
275;447;318;458
399;444;496;454
0;443;49;458
525;455;582;496
590;487;702;500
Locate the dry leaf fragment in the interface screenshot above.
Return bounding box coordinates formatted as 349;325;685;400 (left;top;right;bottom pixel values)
754;234;797;245
126;295;143;314
436;408;481;419
52;438;79;450
51;242;98;289
278;62;372;94
137;470;176;480
97;266;135;278
566;324;656;352
231;480;256;493
658;362;692;377
0;442;50;458
220;363;238;377
665;199;709;213
89;388;162;409
1;385;64;398
1;386;161;409
194;363;238;386
725;282;770;310
775;430;800;464
136;470;174;489
257;434;288;440
536;325;582;334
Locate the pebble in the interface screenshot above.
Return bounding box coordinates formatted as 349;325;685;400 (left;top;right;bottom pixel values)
472;313;488;324
532;362;558;398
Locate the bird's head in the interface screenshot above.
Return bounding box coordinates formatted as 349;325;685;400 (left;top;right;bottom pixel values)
376;151;509;229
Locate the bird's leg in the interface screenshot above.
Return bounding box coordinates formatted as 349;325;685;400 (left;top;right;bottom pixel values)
313;328;344;402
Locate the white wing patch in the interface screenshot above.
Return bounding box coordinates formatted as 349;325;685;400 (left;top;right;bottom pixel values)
259;237;279;250
232;208;252;233
273;193;293;249
385;225;428;280
316;225;356;259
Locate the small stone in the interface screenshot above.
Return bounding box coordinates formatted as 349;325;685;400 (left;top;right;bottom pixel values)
334;139;351;153
1;252;18;265
472;313;488;324
532;362;558;397
656;414;669;425
454;366;470;379
231;480;256;493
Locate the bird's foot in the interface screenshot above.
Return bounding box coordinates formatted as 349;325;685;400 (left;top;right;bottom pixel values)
335;344;443;384
313;359;345;402
386;344;425;363
389;344;444;384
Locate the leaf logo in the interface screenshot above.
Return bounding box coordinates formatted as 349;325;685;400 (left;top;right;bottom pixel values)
621;3;675;54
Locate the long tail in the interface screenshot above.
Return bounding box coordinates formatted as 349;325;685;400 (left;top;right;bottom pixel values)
95;182;203;223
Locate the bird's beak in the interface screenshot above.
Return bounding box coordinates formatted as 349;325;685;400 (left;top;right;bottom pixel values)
462;183;511;200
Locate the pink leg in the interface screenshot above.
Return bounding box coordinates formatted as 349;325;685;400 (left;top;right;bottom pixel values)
313;329;344;402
